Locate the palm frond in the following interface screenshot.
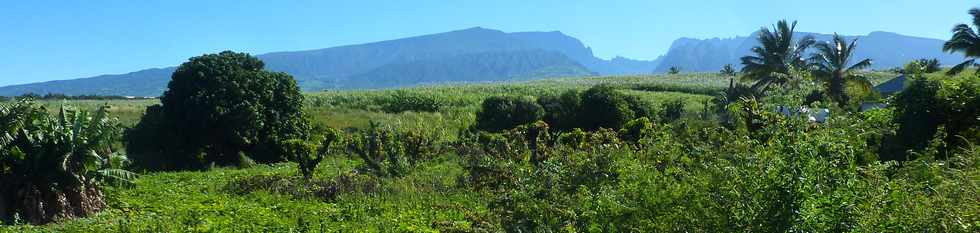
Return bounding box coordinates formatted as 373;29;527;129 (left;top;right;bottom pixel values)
971;8;980;29
947;59;976;75
91;168;138;188
845;75;874;94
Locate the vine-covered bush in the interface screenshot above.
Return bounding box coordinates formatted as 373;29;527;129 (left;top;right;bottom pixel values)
346;122;442;177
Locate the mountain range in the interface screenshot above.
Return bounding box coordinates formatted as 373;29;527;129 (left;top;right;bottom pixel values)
653;31;962;73
0;27;961;96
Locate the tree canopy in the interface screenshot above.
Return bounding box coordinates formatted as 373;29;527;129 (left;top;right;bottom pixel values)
127;51;308;170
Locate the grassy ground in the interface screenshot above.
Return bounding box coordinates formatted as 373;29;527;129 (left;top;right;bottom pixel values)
4;156;490;232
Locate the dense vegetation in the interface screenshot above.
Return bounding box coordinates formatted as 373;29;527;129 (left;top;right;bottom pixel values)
3;10;980;233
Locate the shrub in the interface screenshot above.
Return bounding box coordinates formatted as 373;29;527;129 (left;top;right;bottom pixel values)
888;74;979;161
475;96;544;132
580;85;637;130
279;139;320;180
347;122;408;177
538;90;582;131
400;130;440;165
619;117;654;143
127;51;309;170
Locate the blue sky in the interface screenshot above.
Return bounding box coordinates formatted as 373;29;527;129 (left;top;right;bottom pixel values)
1;0;977;86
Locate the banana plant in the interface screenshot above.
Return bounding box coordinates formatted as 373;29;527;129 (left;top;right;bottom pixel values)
1;100;136;224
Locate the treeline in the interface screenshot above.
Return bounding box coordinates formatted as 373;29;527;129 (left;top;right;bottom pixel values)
2;93;156;101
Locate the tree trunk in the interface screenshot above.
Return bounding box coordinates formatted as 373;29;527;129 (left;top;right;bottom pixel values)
830;76;847;107
0;191;8;223
8;182;106;225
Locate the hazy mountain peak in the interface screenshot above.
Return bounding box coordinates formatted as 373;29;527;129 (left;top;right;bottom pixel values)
654;30;962;73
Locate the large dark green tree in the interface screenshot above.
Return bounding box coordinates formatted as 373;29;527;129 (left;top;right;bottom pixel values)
579;85;652;130
740;20;815;93
808;34;873;108
475;96;544;132
944;8;980;75
126;51;308;170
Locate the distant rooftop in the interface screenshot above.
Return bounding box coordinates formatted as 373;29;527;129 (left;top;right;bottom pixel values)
874;74;907;95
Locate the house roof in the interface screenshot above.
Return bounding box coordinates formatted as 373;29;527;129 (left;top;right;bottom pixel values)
874;74;906;95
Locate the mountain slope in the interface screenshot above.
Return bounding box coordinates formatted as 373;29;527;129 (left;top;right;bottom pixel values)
654;31;963;73
0;68;175;97
0;27;646;96
343;50;594;88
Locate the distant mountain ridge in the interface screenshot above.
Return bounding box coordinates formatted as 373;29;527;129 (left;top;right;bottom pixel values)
0;28;959;97
653;31;963;73
0;27;655;96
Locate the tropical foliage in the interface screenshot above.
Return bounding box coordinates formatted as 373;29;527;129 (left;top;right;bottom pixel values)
808;34;874;107
944;8;980;75
740;20;815;93
5;12;980;233
0;100;134;224
720;64;737;76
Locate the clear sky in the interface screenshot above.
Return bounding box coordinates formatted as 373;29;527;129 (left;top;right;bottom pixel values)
1;0;977;86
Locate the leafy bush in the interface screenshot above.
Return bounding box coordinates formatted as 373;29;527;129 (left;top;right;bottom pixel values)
346;122;407;177
619;117;654;143
475;96;544;132
282;139;318;179
538;90;582;131
580;85;645;130
1;101;134;224
888;74;980;161
126;51;309;170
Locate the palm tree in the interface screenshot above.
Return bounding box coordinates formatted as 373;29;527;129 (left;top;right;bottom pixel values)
740;20;815;93
720;64;737;76
944;8;980;75
809;34;873;108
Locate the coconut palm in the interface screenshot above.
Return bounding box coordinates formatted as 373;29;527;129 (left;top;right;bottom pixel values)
720;64;737;76
808;34;873;108
740;20;815;93
944;8;980;75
